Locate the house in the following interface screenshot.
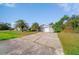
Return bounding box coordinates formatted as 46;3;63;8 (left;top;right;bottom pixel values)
15;27;28;31
40;24;54;32
14;24;54;32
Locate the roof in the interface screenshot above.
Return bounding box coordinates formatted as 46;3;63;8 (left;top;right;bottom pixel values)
40;24;52;28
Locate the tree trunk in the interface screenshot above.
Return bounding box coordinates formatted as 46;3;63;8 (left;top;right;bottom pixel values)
21;27;24;32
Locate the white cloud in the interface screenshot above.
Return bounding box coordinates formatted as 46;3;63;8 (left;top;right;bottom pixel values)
57;3;71;12
58;3;79;14
4;3;16;7
71;4;79;14
0;3;16;7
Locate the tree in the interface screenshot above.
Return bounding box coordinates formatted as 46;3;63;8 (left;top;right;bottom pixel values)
61;15;69;21
49;22;54;28
71;15;77;20
49;22;53;25
0;22;11;30
15;20;29;32
31;23;39;31
53;14;79;33
53;15;69;32
53;21;64;32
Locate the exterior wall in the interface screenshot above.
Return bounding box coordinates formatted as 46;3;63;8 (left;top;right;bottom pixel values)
14;27;21;31
40;25;54;32
15;27;28;31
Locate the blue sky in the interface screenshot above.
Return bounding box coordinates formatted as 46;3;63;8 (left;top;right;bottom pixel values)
0;3;79;27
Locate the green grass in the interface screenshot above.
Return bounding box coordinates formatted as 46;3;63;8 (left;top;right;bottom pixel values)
0;30;36;40
58;32;79;55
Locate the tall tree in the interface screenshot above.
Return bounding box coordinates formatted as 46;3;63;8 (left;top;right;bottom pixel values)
15;20;29;32
60;15;69;23
53;15;70;32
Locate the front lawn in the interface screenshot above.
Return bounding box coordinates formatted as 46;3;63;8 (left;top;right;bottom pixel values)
58;32;79;55
0;30;36;40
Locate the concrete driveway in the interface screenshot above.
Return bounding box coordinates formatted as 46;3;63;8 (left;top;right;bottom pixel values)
0;32;64;55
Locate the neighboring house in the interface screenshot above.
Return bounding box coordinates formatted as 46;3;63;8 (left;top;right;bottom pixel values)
40;24;54;32
14;24;54;32
15;27;28;31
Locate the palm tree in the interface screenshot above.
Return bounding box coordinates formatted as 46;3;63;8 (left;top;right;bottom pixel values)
15;20;29;32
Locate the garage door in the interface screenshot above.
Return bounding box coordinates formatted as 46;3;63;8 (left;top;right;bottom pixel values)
44;27;50;32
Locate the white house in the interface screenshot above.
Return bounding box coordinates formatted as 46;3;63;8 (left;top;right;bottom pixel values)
40;24;54;32
15;27;28;31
